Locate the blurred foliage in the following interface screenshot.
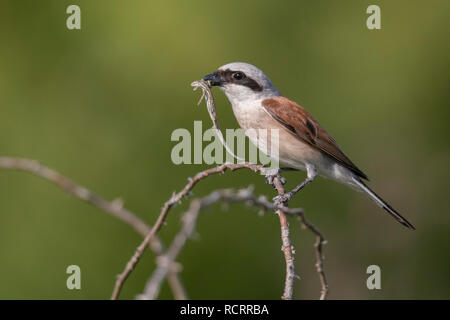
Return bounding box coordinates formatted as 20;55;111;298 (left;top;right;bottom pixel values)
0;0;449;299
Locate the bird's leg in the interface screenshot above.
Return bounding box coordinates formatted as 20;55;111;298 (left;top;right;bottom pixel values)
273;164;317;205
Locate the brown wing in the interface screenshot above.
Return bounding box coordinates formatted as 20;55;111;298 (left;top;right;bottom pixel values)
262;96;368;180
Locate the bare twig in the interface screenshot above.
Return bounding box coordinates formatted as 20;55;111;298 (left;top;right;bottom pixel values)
0;157;187;300
110;162;263;300
296;212;329;299
271;176;296;300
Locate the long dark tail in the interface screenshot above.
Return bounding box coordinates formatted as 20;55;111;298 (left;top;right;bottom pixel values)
353;178;415;230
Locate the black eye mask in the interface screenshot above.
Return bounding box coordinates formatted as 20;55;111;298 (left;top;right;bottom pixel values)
217;69;263;92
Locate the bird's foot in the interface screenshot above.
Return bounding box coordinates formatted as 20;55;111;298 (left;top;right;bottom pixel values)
273;192;294;206
262;167;286;186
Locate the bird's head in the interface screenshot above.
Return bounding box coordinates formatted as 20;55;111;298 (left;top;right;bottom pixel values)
203;62;281;104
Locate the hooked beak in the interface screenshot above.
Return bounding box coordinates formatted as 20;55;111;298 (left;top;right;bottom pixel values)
202;72;223;86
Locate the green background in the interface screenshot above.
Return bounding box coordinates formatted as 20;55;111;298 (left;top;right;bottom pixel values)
0;0;449;299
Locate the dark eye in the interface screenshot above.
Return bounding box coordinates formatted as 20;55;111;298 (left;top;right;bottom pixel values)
232;72;245;80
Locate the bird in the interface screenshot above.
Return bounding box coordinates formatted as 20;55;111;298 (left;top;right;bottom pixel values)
202;62;415;230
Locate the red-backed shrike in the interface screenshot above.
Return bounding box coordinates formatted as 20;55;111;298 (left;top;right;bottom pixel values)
202;62;414;230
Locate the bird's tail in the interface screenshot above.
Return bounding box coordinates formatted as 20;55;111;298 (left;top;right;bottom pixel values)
352;178;415;230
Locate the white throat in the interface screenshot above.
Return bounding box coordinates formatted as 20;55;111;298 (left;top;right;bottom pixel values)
220;83;281;107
